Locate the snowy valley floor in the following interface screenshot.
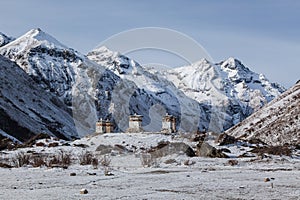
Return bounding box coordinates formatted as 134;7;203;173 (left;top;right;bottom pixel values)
0;157;299;200
0;133;299;199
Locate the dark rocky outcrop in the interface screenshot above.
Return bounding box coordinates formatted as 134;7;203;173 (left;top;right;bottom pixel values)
215;133;236;146
148;142;195;158
95;144;114;155
196;142;228;158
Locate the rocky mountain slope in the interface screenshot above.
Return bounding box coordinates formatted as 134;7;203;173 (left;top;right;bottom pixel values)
0;28;287;140
225;81;300;145
88;47;285;132
1;29;207;136
0;55;78;142
88;46;210;132
160;58;285;131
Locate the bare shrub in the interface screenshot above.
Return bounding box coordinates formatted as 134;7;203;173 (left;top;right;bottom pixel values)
100;155;112;175
92;158;99;169
60;150;71;166
78;151;93;165
140;153;157;167
11;152;31;167
228;159;239;166
100;155;111;167
47;150;71;168
32;155;46;167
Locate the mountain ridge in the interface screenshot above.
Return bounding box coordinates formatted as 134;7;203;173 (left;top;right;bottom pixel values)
0;28;288;141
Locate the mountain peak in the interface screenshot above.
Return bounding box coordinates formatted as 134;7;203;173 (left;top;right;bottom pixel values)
88;46;142;75
93;46;113;53
186;58;212;69
1;28;67;50
22;28;67;48
88;46;120;58
220;57;249;71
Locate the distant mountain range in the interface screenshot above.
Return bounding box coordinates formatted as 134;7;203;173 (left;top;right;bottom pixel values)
0;28;288;142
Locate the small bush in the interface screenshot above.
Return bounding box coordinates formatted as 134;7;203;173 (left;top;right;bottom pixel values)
228;159;239;166
60;151;71;166
100;155;111;167
92;158;99;169
32;155;46;167
140;153;157;167
47;150;71;168
100;155;112;175
78;151;93;165
11;152;31;167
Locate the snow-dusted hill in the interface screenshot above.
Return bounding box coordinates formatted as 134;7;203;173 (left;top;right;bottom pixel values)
226;81;300;145
0;55;78;142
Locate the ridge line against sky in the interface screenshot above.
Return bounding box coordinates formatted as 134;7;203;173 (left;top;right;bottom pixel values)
0;0;299;88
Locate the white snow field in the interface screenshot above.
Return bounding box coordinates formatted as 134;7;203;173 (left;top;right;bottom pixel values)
0;133;299;200
0;157;299;200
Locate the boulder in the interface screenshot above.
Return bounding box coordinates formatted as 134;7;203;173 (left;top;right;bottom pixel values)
95;144;113;155
149;142;195;158
113;144;132;154
215;133;236;146
35;142;45;147
196;142;228;158
48;142;59;147
264;178;270;182
80;188;88;194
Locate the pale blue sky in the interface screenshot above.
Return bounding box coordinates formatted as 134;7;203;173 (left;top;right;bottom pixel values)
0;0;299;87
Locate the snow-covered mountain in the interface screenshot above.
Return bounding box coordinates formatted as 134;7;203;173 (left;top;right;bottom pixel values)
0;28;287;141
159;58;285;131
1;29;206;136
88;47;210;132
0;55;78;142
0;32;14;47
0;28;80;106
0;29;121;136
226;81;300;145
88;47;285;132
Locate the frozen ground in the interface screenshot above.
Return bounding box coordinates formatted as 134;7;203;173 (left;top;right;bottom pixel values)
0;157;299;200
0;133;299;199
